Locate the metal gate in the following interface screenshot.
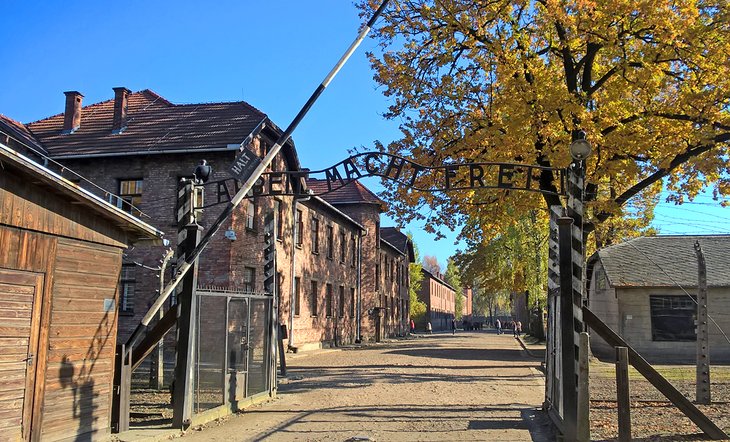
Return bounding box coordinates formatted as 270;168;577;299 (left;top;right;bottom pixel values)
194;288;274;414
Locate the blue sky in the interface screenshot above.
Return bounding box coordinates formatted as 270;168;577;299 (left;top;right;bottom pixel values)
1;1;727;268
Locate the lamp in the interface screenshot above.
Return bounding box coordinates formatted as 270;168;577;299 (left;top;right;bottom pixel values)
569;132;592;161
193;160;212;183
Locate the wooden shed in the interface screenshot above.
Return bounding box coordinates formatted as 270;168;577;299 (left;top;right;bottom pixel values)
0;141;163;441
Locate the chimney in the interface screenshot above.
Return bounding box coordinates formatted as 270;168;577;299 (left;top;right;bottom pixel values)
63;91;83;133
112;87;131;134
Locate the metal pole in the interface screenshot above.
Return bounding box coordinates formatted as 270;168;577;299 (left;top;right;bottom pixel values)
558;214;577;441
125;0;391;352
695;241;710;404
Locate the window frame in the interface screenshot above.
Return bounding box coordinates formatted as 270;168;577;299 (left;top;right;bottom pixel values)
274;199;283;241
649;294;698;342
119;264;136;314
310;280;318;317
338;285;345;318
245;198;256;231
243;267;256;293
311;218;320;255
295;209;303;247
325;283;333;318
117;178;143;217
339;230;346;264
326;225;334;260
294;277;301;316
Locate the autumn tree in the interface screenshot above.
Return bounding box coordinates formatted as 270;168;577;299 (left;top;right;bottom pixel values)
359;0;730;246
407;233;427;322
456;210;547;312
444;258;465;319
422;255;442;274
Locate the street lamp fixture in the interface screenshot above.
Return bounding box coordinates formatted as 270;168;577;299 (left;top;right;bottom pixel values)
569;132;592;161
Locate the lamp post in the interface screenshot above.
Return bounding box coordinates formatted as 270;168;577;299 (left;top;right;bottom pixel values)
563;130;591;441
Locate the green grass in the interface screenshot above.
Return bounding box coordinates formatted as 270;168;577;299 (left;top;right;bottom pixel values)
590;360;730;382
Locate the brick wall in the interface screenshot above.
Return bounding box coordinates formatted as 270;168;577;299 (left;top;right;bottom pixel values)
58;136;375;351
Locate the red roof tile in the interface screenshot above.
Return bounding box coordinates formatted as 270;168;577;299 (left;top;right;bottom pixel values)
26;89;268;157
306;178;385;208
0;114;47;154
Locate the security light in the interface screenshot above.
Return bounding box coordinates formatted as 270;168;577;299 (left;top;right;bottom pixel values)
569;133;592;161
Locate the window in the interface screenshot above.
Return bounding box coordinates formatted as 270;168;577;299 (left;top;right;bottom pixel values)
326;225;334;259
274;199;283;240
310;280;318;316
375;221;380;248
294;277;301;316
118;179;143;216
311;218;320;254
350;288;356;317
246;199;256;230
243;267;255;292
385;256;389;280
350;236;356;267
375;263;380;290
326;284;333;317
119;264;135;313
650;295;697;342
295;209;303;247
339;286;345;318
339;231;346;263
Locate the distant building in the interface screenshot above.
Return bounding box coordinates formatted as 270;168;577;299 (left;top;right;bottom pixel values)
587;235;730;363
418;267;456;331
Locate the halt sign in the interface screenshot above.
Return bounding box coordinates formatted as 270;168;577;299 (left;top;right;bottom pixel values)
229;146;262;182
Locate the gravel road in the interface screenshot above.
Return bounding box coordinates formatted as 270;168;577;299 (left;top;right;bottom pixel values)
179;331;554;441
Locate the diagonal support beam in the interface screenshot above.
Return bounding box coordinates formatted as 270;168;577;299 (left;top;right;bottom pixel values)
582;306;728;440
131;306;178;371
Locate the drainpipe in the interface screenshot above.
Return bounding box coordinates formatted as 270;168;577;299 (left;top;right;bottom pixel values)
356;229;366;343
288;197;299;349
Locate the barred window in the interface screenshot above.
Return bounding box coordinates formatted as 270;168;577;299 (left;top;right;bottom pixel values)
119;264;136;313
650;295;697;342
246;200;256;230
243;267;255;292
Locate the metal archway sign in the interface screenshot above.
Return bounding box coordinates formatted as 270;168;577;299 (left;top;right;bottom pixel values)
202;151;566;208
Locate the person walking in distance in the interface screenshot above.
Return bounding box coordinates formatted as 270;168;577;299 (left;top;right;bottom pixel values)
515;320;522;337
451;319;456;335
426;321;432;334
495;319;502;335
409;318;415;335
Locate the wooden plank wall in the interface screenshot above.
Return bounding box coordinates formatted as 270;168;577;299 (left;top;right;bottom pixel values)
0;167;127;249
0;226;123;441
41;238;121;441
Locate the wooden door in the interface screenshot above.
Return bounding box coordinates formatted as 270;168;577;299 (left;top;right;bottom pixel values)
0;268;44;441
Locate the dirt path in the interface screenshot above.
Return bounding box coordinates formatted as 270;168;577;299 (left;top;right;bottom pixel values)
180;331;554;441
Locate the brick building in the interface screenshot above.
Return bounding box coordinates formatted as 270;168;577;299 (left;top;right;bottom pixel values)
6;87;414;354
307;180;414;341
418;267;457;331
